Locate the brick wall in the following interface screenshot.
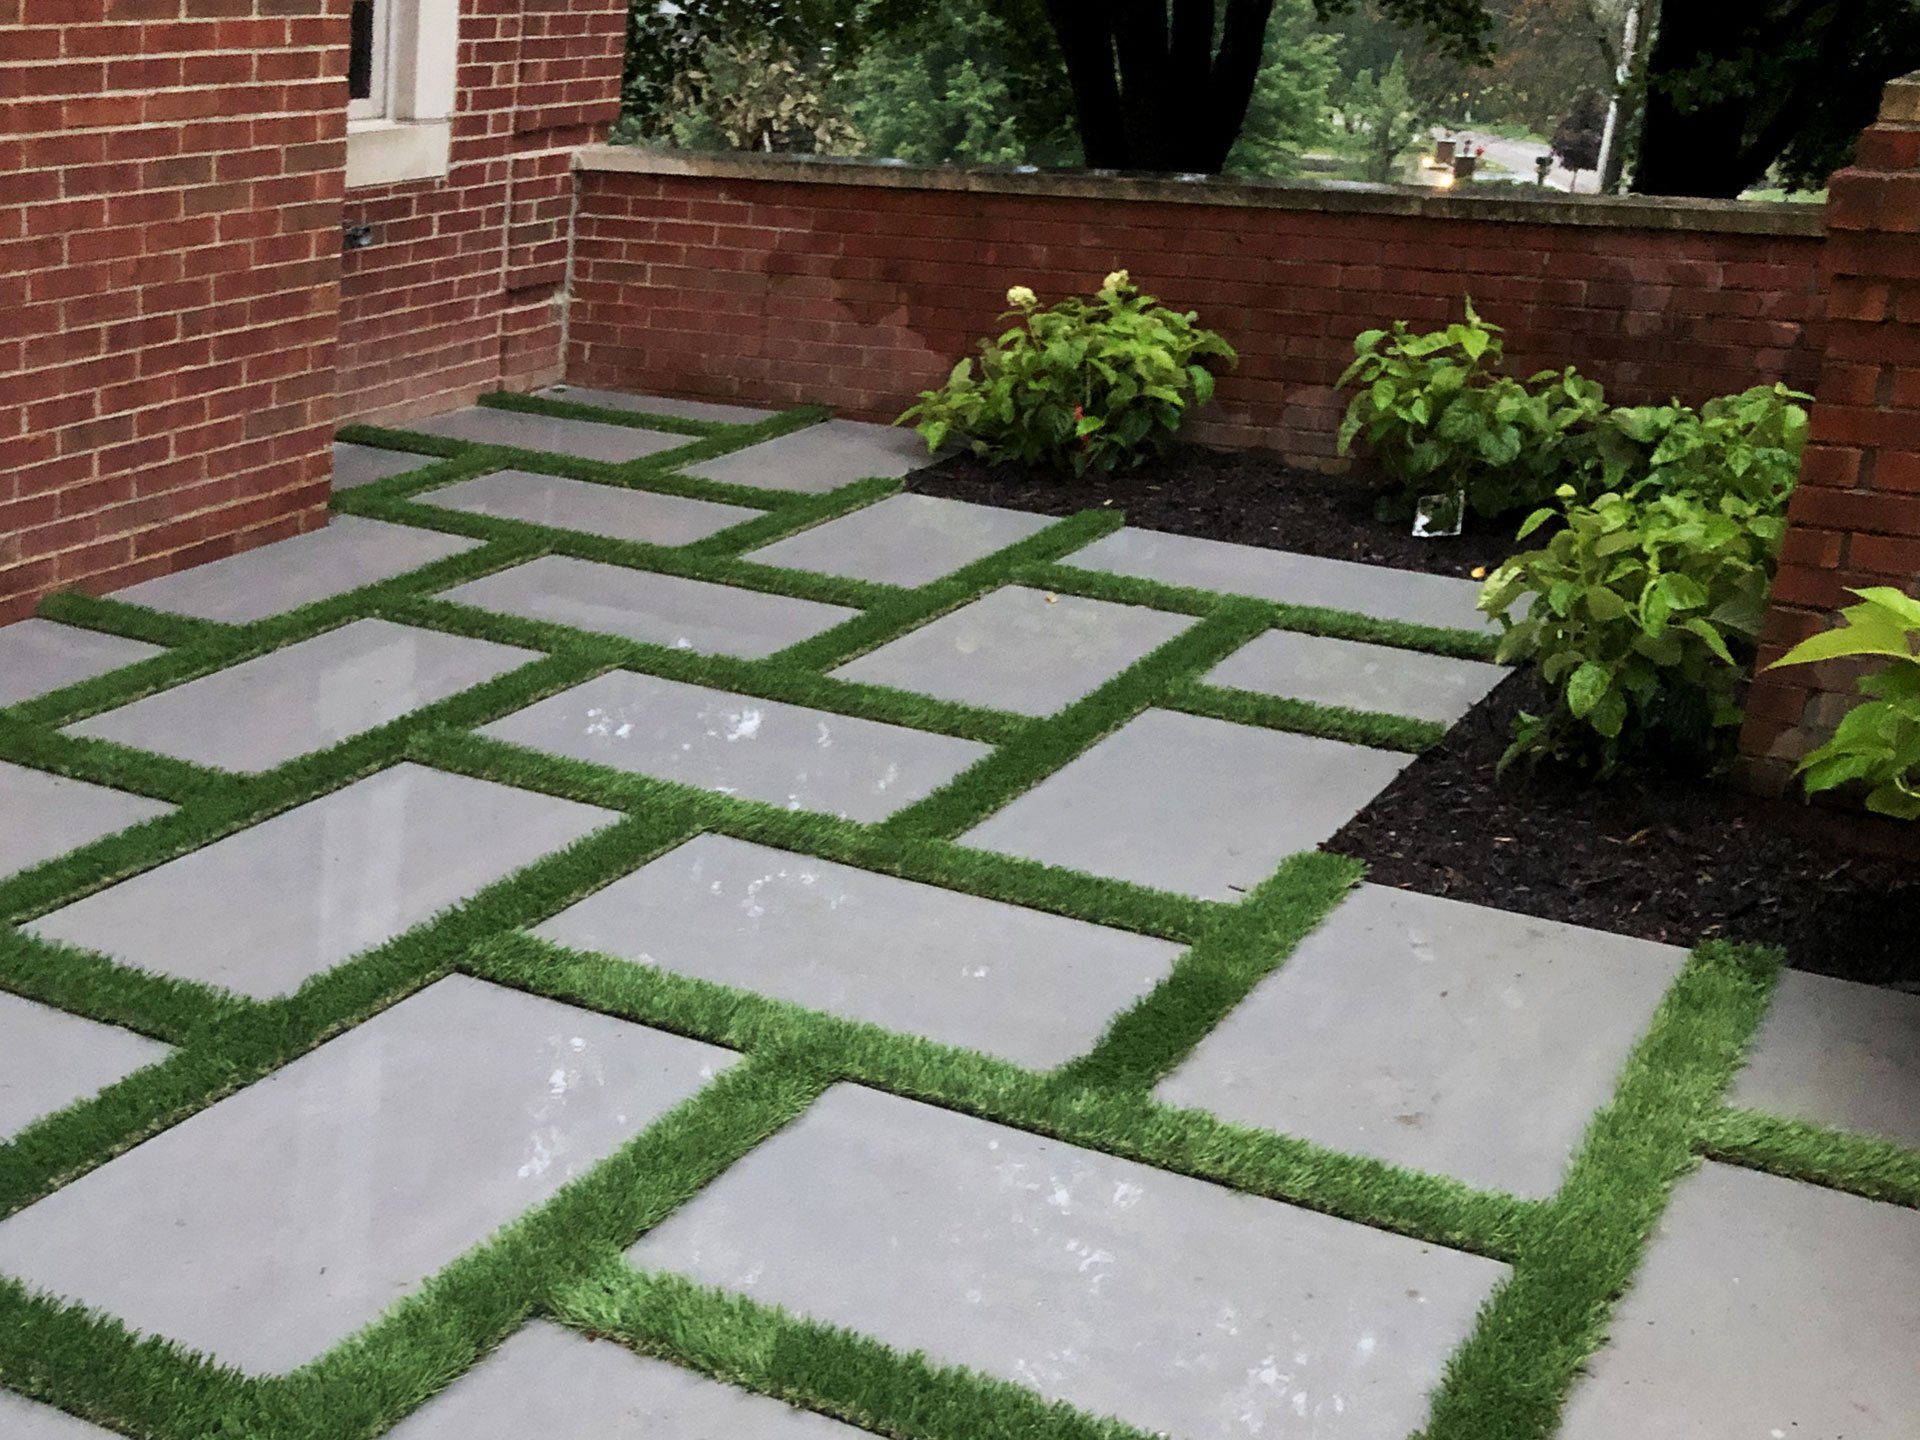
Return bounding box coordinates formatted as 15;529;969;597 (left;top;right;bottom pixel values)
566;153;1827;465
335;0;623;424
0;0;346;625
1739;77;1920;790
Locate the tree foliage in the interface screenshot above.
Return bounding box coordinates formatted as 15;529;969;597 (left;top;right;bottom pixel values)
1344;52;1428;181
1633;0;1920;197
844;6;1079;165
1225;0;1342;175
1549;86;1606;173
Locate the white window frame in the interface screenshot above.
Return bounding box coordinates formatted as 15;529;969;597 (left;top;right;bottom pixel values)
346;0;392;123
347;0;459;189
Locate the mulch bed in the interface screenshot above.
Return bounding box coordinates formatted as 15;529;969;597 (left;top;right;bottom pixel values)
913;443;1920;989
1327;671;1920;989
908;446;1518;578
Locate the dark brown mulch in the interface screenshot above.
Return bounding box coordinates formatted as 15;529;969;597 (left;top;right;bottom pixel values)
915;443;1917;987
1327;671;1920;988
907;446;1519;579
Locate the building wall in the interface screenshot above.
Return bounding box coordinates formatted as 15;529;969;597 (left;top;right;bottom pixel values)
0;0;627;624
335;0;623;425
0;0;347;624
1739;76;1920;789
566;152;1827;466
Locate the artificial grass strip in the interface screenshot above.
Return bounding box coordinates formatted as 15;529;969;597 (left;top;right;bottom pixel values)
1699;1106;1920;1210
477;388;725;439
470;929;1528;1259
481;388;833;451
0;929;236;1044
0;806;700;1227
770;508;1124;673
34;588;228;649
876;599;1275;840
555;1264;1156;1440
256;1058;828;1440
1416;940;1782;1440
406;727;1214;944
1164;679;1449;753
1021;560;1502;661
385;596;1030;747
1058;849;1363;1092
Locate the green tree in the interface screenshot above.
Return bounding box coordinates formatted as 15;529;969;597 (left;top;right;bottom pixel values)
622;0;862;142
1549;85;1607;175
1346;51;1428;180
661;34;859;153
1225;0;1341;175
843;5;1079;165
851;0;1495;173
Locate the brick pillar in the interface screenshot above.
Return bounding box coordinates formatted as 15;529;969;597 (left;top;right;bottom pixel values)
1738;73;1920;794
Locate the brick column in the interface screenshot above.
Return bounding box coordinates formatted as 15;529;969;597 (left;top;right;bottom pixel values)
1738;73;1920;794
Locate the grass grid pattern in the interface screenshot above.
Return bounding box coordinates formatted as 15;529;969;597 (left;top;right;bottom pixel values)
0;391;1901;1440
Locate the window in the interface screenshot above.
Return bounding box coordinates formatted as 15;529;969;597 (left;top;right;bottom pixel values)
345;0;459;188
346;0;390;123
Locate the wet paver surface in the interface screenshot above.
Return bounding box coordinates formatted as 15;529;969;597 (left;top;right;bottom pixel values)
1;392;1909;1439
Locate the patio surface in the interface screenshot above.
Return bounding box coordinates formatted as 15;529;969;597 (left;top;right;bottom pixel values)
0;392;1915;1440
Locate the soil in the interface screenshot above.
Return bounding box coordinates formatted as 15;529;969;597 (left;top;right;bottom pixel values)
1327;671;1920;989
908;446;1518;579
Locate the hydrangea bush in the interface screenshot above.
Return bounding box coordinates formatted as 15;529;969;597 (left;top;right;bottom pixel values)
900;270;1236;476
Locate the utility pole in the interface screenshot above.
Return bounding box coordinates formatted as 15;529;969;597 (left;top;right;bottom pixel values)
1595;0;1644;193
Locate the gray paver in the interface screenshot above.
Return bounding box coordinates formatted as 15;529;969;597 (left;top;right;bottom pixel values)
0;620;163;708
1205;629;1507;725
332;441;432;491
1730;969;1920;1148
1067;527;1494;632
535;832;1180;1068
65;619;536;772
0;992;169;1143
544;384;776;425
386;1321;861;1439
480;671;987;822
685;419;930;494
0;760;172;878
28;764;615;999
831;585;1192;716
1558;1161;1920;1440
408;406;685;463
0;976;735;1375
441;556;856;659
962;709;1410;900
107;516;477;623
746;494;1052;586
629;1083;1506;1440
0;1392;121;1439
1157;884;1687;1197
415;469;757;545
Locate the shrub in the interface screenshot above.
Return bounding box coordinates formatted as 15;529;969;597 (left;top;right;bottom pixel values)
1591;383;1810;506
899;271;1237;476
1770;588;1920;818
1479;481;1786;772
1336;301;1607;520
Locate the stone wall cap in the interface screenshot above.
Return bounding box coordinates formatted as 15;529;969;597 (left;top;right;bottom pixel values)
575;144;1826;238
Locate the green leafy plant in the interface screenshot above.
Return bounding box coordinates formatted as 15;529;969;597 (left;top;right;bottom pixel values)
1337;300;1607;520
899;271;1236;476
1769;587;1920;817
1480;481;1785;771
1592;383;1811;506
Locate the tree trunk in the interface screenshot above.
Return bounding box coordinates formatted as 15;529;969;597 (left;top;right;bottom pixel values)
1041;0;1275;173
1630;0;1754;197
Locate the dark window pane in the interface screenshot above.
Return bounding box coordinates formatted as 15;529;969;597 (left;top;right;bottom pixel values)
348;0;375;101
